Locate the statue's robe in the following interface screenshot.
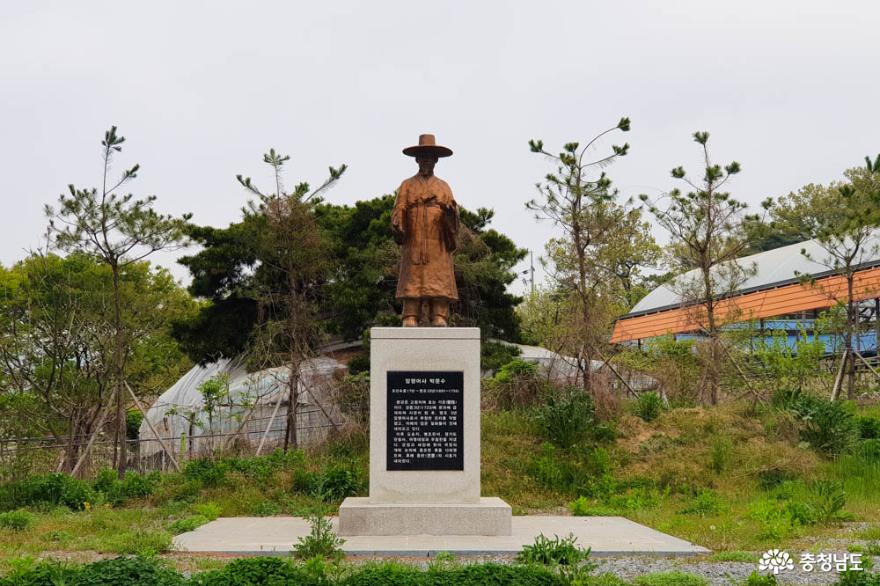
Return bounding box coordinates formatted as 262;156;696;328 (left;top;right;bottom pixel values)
391;174;459;301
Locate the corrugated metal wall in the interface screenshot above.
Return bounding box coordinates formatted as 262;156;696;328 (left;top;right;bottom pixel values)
611;266;880;343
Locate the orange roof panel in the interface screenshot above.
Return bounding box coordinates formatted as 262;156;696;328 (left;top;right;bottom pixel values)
610;266;880;343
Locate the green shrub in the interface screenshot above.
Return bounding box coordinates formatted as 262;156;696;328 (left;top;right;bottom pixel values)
184;459;229;487
572;574;629;586
679;490;724;516
606;485;662;511
193;501;222;520
489;358;545;409
192;557;316;586
224;450;303;481
293;469;318;493
0;558;79;586
150;476;202;503
126;409;144;440
119;472;159;499
742;572;777;586
446;564;569;585
708;436;733;473
757;468;799;489
169;515;208;534
782;500;816;526
94;468;119;494
632;571;707;586
857;415;880;439
340;562;567;586
528;443;592;494
313;464;362;502
74;556;185;586
515;533;594;567
347;354;370;375
91;469;159;506
809;479;851;523
291;515;345;560
859;439;880;461
494;358;539;384
835;568;880;585
0;557;574;586
104;529;173;556
780;392;859;455
636;392;664;422
481;340;522;372
7;473;95;511
535;389;595;449
336;563;422;586
0;509;34;531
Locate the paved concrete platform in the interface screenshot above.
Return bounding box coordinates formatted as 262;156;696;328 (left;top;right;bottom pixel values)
173;516;709;556
338;496;512;536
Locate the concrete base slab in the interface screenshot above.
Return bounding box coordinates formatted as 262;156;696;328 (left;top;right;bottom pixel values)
338;496;511;536
173;516;709;556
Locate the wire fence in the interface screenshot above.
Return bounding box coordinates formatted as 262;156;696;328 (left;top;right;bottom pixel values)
0;398;368;481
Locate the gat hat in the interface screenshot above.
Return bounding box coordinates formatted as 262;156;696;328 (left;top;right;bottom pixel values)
402;134;453;158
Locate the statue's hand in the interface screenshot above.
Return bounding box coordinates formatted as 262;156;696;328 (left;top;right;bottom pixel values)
392;222;406;245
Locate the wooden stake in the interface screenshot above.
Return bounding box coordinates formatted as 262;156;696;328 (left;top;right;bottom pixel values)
854;351;880;382
592;347;639;399
71;407;111;477
256;387;285;456
125;381;180;472
831;349;848;402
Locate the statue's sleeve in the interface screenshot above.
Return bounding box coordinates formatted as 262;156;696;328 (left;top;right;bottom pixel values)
391;181;408;245
442;183;459;252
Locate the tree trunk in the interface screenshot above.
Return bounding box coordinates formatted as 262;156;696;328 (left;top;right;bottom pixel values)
704;276;720;406
63;416;80;474
283;365;299;452
111;261;127;479
846;274;856;399
875;298;879;359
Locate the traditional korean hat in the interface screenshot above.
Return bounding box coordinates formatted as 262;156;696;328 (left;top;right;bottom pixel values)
402;134;453;158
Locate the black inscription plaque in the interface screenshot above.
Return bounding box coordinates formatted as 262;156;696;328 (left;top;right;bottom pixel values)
387;370;464;471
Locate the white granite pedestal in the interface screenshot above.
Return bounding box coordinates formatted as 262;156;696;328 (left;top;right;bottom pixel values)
338;327;512;536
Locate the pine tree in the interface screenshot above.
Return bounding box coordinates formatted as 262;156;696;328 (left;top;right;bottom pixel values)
641;131;750;405
526;117;634;392
45;126;190;477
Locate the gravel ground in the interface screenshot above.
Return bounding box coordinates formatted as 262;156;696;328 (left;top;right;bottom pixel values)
592;554;872;585
340;552;877;585
38;550;879;584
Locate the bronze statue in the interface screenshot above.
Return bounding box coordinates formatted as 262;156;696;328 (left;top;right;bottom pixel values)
392;134;460;327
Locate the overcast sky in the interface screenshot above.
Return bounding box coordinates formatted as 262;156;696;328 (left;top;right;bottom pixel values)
2;1;878;294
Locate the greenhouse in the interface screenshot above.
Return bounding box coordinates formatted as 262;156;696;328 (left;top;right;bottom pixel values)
137;355;346;467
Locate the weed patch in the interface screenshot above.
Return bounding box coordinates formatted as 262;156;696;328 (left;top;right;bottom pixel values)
0;510;33;531
292;515;345;561
515;533;594;568
631;570;707;585
635;392;664;422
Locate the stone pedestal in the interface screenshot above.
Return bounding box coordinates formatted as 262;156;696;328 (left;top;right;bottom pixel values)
338;327;512;536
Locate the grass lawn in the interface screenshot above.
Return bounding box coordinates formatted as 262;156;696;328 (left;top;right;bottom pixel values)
1;399;879;575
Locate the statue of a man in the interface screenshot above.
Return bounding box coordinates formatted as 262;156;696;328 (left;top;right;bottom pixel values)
391;134;460;327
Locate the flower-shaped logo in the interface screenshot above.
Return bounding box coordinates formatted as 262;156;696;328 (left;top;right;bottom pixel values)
759;549;795;575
